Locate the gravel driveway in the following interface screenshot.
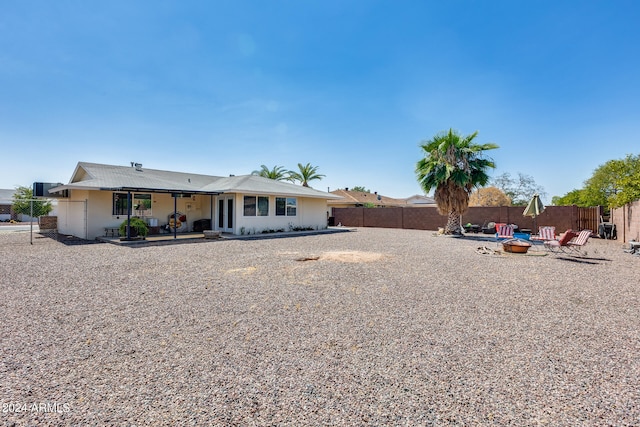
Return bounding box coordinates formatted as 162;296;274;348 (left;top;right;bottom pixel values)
1;228;638;426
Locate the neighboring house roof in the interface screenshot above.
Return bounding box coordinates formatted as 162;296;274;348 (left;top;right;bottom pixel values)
404;194;436;205
50;162;342;200
0;189;15;204
328;189;407;206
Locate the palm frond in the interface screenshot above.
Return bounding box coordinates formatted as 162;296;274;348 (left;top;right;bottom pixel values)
416;129;499;222
288;162;325;187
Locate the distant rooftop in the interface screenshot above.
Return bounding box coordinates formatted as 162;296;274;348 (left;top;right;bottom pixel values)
329;189;435;206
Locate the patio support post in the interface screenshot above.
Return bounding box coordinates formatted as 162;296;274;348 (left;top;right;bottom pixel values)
173;195;177;239
127;191;132;239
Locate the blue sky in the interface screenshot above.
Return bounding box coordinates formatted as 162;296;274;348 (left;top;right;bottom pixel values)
2;1;639;204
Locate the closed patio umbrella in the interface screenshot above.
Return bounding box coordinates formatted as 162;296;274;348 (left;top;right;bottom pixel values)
523;193;545;232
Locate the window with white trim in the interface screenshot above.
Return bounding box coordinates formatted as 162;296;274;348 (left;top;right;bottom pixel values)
244;196;269;216
275;197;296;216
113;193;152;216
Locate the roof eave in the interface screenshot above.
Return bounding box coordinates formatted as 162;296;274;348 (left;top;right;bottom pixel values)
116;187;222;195
48;184;222;196
219;189;342;199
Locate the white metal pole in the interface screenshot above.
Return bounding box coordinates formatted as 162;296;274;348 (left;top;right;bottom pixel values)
30;199;33;245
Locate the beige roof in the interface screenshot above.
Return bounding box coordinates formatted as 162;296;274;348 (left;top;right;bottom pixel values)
0;189;63;205
50;162;342;200
328;189;407;206
404;194;436;204
0;189;16;204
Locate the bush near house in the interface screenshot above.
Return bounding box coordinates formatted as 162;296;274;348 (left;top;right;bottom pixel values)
119;217;149;238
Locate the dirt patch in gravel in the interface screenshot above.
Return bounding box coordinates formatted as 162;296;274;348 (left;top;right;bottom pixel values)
225;266;258;275
319;250;385;262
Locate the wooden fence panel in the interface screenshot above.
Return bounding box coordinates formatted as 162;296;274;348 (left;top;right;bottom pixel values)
577;206;602;233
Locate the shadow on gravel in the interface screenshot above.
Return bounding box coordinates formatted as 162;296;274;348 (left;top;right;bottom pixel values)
37;233;106;246
235;230;346;241
457;234;497;243
122;239;211;248
116;230;352;248
555;256;612;265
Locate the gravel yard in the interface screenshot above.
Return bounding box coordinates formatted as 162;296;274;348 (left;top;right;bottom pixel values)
1;228;639;426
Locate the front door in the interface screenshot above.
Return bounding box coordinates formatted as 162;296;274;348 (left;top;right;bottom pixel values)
217;196;234;233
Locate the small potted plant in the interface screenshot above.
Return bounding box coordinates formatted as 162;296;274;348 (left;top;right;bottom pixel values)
119;217;149;240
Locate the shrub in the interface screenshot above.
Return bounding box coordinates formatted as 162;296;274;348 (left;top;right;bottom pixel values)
119;217;149;237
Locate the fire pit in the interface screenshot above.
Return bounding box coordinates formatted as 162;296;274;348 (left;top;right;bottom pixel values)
502;238;532;254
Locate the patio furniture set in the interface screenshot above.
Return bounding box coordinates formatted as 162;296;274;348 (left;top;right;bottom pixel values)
490;224;593;255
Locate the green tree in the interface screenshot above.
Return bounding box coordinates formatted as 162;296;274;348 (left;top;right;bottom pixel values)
288;163;325;187
350;186;370;193
553;154;640;208
611;167;640;207
492;172;546;205
12;186;53;218
416;129;498;234
552;189;587;206
251;165;290;181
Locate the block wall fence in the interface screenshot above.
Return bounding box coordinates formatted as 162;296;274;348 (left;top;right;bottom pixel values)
611;200;640;243
332;205;602;235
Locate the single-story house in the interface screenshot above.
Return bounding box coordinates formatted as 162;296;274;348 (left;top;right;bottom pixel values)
403;194;436;205
49;162;342;239
328;189;408;208
0;189;15;221
328;189;436;209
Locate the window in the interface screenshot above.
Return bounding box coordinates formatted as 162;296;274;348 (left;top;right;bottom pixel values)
113;193;129;215
276;197;296;216
257;196;269;216
243;196;256;216
133;194;152;216
113;193;152;216
244;196;269;216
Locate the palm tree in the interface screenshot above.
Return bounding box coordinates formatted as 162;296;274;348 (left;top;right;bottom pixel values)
416;129;498;235
287;163;325;187
251;165;289;181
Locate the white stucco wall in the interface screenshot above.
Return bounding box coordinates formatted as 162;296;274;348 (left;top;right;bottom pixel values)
87;191;123;239
232;194;328;235
58;190;121;239
56;191;89;239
